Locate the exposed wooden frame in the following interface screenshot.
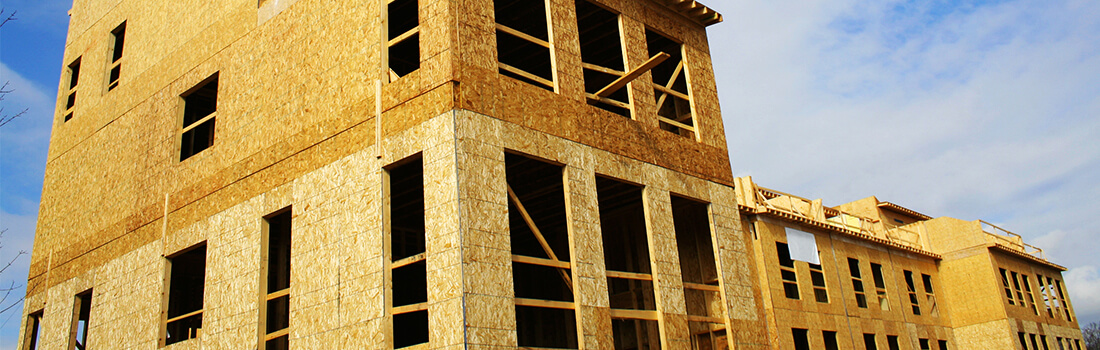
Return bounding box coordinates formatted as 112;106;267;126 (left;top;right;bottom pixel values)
106;22;125;92
179;112;216;135
582;62;624;76
514;298;575;310
495;0;557;92
605;270;653;281
594;52;669;98
382;0;419;82
507;185;574;290
608;309;659;320
497;23;550;48
499;63;555;89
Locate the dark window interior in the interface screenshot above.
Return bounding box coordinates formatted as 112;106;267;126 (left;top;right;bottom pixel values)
646;29;694;137
72;290;92;349
495;0;554;91
824;331;839;350
388;0;419;77
598;176;660;349
180;74;219;161
388;156;428;348
25;310;42;350
888;335;900;350
108;22;125;90
577;0;629;117
166;244;206;345
264;209;291;347
793;328;810;350
864;333;878;350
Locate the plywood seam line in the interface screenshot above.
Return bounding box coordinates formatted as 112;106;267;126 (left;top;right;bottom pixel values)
449;111;469;347
507;184;574;292
828;231;858;349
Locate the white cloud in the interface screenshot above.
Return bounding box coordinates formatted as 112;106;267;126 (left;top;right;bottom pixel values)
706;0;1100;321
1064;266;1100;326
1;62;56;214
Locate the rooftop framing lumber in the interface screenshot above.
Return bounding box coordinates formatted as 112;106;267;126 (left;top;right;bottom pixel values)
594;52;669;98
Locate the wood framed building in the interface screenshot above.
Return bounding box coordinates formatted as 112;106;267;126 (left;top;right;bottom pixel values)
19;0;1083;349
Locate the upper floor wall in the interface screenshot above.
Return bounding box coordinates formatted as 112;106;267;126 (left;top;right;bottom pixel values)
33;0;733;300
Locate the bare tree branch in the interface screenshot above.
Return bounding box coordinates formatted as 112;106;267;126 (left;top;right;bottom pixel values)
0;82;29;128
0;8;17;28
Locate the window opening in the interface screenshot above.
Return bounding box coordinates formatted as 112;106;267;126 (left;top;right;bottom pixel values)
1046;276;1063;319
1054;280;1072;321
1012;272;1026;308
107;22;125;91
179;73;219;161
494;0;555;91
672;195;726;349
777;243;799;300
261;209;292;350
504;153;578;348
1022;274;1038;315
24;310;43;350
792;328;810;350
809;263;828;303
887;335;900;350
69;290;92;350
939;339;949;350
904;270;920;315
1056;337;1063;350
385;0;419;81
848;258;867;308
597;176;659;349
577;0;628;117
871;263;888;310
1001;268;1016;306
386;155;428;348
824;331;839;350
1030;334;1040;350
920;338;930;350
921;273;938;317
1073;339;1080;350
1019;332;1029;350
864;333;877;350
64;58;80;121
1040;335;1049;350
164;244;207;346
646;29;695;138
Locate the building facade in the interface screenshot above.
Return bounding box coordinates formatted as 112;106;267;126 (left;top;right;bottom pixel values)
19;0;1083;349
736;176;1084;350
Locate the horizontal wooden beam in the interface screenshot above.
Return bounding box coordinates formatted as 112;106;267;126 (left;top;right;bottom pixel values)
499;63;554;89
265;288;290;301
514;298;576;310
165;309;203;324
683;282;720;292
609;308;659;320
392;252;426;269
606;270;653;281
497;23;550;48
392;302;428;315
513;254;571;269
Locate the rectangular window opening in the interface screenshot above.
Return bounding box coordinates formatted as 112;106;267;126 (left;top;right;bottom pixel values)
864;333;878;350
598;176;659;349
24;310;43;350
849;258;867;308
646;29;695;139
1002;268;1017;306
1030;334;1040;350
922;273;938;317
920;338;931;350
69;289;93;350
386;155;428;349
505;153;578;349
1022;275;1038;315
905;270;921;315
107;22;125;91
824;331;839;350
888;335;900;350
778;243;799;300
1054;280;1072;321
576;0;630;118
386;0;419;80
792;328;810;350
261;208;292;350
64;58;80;122
672;195;726;345
939;339;949;350
1040;335;1049;350
871;263;889;310
179;73;219;161
164;244;207;346
495;0;555;91
809;263;828;303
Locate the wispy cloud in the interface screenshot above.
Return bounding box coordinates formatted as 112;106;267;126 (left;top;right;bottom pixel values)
708;0;1100;325
0;62;55;215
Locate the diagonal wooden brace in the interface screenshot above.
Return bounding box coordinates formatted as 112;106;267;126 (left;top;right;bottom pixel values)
507;185;574;292
595;52;671;98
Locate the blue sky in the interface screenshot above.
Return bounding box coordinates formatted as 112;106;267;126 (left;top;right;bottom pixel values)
0;0;1098;346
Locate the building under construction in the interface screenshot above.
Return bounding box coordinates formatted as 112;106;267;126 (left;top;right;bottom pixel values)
18;0;1083;349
